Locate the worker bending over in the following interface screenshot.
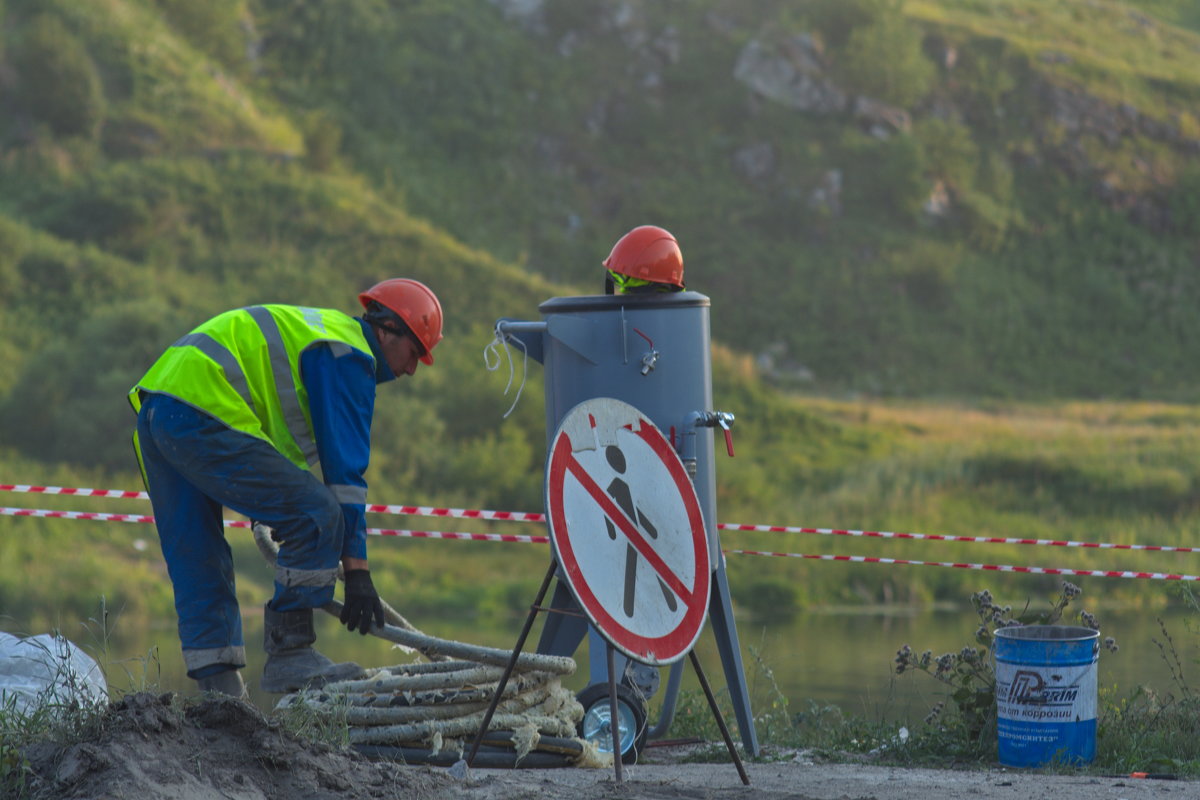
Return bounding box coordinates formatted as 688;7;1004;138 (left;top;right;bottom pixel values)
129;279;443;698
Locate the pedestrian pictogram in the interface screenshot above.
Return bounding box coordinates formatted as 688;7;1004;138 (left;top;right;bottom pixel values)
545;397;711;665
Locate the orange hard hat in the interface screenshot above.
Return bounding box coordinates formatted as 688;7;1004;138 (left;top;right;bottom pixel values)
358;279;443;365
603;225;685;289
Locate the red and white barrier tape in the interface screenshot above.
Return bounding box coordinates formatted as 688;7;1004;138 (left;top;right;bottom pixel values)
5;483;1197;555
0;485;547;522
4;505;1193;581
376;528;548;545
366;503;546;523
0;484;148;499
2;507;158;525
4;483;1199;560
729;549;1200;582
718;522;1200;553
0;507;549;545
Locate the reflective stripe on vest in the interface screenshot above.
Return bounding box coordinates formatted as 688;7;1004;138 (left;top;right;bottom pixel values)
130;305;372;472
244;306;317;467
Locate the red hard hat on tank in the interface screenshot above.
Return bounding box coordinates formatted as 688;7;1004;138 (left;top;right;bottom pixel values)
603;225;685;289
358;279;443;365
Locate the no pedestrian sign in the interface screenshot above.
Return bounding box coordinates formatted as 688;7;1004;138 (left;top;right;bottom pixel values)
545;397;711;665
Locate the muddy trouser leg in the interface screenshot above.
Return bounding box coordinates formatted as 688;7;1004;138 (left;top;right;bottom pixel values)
136;394;362;691
137;396;247;679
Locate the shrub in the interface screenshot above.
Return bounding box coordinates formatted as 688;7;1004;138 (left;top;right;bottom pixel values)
303;110;343;172
803;0;892;49
1165;162;1200;236
836;6;935;108
914;118;978;192
11;14;107;139
843;131;929;220
156;0;252;78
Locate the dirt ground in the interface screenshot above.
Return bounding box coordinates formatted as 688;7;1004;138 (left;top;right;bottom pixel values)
19;692;1198;800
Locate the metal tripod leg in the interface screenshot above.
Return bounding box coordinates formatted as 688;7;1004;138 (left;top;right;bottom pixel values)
708;555;760;756
689;650;751;786
606;643;624;783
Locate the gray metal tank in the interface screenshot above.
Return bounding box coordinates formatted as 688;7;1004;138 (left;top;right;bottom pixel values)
534;292;721;562
497;291;758;758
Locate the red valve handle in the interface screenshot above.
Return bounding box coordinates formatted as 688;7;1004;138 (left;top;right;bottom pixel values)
723;427;735;458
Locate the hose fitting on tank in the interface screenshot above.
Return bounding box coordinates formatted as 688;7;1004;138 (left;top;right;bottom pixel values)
681;410;737;477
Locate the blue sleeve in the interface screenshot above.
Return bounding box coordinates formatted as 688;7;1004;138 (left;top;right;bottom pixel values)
301;344;376;561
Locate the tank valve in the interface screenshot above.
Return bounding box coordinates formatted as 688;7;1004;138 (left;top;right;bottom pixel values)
633;328;658;375
687;411;737;459
709;412;735;457
640;349;658;375
715;412;735;457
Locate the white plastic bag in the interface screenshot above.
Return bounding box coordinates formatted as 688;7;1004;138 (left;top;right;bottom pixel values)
0;632;108;716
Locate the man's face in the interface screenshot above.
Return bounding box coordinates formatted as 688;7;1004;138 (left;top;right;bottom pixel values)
379;327;422;377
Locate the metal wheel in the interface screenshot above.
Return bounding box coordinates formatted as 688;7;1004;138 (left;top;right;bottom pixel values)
576;682;648;764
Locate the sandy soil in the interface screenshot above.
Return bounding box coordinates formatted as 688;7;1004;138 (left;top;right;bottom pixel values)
19;692;1197;800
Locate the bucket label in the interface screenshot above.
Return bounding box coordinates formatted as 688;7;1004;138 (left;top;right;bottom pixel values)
996;663;1097;723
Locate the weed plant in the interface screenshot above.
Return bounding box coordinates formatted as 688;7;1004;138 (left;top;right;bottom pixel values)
893;582;1116;761
1091;585;1200;776
274;694;353;748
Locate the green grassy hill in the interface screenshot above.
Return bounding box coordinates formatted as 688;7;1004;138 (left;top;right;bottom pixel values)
244;0;1200;399
1;0;1198;630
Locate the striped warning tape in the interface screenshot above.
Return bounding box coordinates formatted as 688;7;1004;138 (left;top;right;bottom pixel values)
728;549;1200;582
367;503;546;523
4;484;1198;555
718;522;1200;553
1;507;158;524
3;505;1192;581
0;484;147;499
0;507;549;544
4;482;1195;556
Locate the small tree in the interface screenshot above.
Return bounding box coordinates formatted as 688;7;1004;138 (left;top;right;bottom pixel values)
837;6;935;108
303;110;343;173
802;0;891;49
914;118;978;192
156;0;252;79
12;14;107;139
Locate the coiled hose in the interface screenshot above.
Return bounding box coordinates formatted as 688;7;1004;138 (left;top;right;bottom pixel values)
253;524;606;768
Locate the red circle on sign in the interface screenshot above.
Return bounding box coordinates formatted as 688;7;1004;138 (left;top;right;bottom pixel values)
546;399;711;665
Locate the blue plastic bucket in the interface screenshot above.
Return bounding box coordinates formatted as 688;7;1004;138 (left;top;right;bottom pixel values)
993;625;1099;767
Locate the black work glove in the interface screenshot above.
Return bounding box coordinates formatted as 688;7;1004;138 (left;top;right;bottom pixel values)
340;569;385;635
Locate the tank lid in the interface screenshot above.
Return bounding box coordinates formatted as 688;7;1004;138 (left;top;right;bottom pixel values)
539;291;710;314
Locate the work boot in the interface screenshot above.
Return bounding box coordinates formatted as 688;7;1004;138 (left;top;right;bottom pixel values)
196;668;248;700
261;604;365;693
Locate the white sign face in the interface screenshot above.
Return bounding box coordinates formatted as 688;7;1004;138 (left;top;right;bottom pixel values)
545;397;711;665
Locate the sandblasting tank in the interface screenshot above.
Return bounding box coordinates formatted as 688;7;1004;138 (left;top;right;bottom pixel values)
497;291;758;760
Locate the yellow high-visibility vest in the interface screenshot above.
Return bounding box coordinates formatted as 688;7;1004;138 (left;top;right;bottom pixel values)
129;305;373;469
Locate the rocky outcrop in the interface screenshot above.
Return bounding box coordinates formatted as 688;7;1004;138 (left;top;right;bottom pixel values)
732;36;847;115
1036;79;1200;230
733;35;911;139
1041;81;1199;153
